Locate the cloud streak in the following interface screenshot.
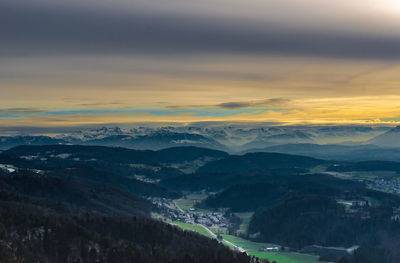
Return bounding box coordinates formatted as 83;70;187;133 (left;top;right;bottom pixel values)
0;108;45;115
2;96;400;126
165;98;291;110
217;98;291;109
0;108;277;120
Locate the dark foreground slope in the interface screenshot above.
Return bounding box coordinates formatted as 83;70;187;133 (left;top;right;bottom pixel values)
0;169;151;217
0;168;256;263
0;202;252;263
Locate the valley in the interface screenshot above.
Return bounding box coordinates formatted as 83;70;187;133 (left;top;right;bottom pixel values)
151;193;331;263
4;0;400;261
2;143;400;262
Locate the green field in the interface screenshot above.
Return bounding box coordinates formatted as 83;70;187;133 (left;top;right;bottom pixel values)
309;165;328;174
250;251;323;263
234;212;254;235
151;212;164;220
175;193;211;213
222;235;326;263
175;198;195;210
331;171;397;181
173;221;215;239
349;171;398;180
222;235;277;251
171;221;326;263
365;196;382;206
175;193;208;210
169;193;327;263
210;226;228;235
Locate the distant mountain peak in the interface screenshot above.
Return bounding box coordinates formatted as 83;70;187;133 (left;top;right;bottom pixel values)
389;126;400;132
368;126;400;147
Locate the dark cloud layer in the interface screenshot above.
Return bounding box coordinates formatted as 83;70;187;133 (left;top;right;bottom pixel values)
0;108;45;115
217;98;291;109
2;1;400;60
166;98;291;110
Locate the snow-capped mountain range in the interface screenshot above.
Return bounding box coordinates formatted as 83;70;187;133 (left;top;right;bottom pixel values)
0;124;395;152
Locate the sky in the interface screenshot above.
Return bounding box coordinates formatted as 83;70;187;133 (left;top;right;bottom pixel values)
1;0;400;127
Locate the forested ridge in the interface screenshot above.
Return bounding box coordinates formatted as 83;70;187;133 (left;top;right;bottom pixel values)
0;201;254;263
0;168;261;263
249;195;400;263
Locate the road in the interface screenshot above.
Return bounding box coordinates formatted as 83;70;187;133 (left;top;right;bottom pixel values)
197;224;247;253
173;199;247;254
173;200;185;213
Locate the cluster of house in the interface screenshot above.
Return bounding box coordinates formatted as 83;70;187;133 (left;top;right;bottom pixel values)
336;199;370;219
0;164;16;173
337;199;368;208
149;197;184;217
367;178;400;195
260;246;280;252
336;198;400;222
149;197;229;227
194;212;228;227
0;164;42;175
391;207;400;221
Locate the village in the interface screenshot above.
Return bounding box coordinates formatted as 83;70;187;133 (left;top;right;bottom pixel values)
367;177;400;195
149;197;229;228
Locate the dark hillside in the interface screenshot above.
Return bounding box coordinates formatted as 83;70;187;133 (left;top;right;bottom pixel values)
197;152;326;174
0;169;150;217
328;161;400;173
156;146;228;163
249;195;400;263
0;201;254;263
47;166;181;199
201;173;396;212
5;145;227;165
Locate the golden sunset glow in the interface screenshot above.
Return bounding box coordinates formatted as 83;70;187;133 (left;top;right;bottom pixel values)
1;0;400;127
